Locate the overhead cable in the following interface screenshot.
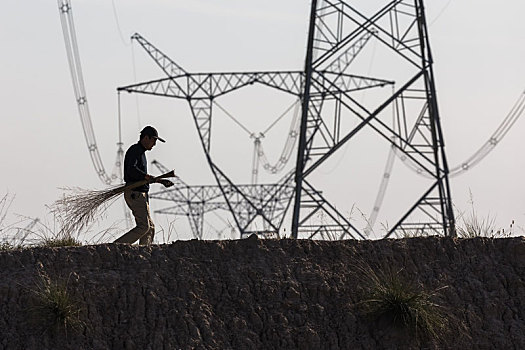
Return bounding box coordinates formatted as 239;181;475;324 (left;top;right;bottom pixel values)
57;0;123;184
395;89;525;178
367;89;525;234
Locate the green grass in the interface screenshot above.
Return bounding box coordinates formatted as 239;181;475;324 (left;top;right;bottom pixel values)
28;272;84;335
356;264;448;340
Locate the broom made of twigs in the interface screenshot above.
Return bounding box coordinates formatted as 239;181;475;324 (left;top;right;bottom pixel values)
51;170;176;236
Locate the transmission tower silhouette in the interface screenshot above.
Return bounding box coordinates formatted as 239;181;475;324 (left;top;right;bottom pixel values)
118;0;456;239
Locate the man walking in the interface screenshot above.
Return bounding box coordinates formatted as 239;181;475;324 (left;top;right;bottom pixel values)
114;126;169;245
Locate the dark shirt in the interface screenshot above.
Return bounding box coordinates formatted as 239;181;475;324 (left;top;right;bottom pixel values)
124;142;149;192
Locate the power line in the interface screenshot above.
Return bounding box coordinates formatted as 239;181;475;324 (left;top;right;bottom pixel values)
57;0;123;184
429;0;453;26
396;89;525;178
366;89;525;234
111;0;131;46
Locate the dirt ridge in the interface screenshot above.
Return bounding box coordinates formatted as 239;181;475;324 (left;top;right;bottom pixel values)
0;236;524;349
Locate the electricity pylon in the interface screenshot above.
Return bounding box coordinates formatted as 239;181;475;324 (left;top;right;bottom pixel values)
290;0;455;238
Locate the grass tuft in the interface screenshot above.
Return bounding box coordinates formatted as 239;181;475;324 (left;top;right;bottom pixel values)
356;264;448;340
0;241;23;251
28;272;83;335
455;191;516;238
38;235;83;248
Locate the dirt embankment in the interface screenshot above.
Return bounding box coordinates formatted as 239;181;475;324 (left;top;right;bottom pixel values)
0;236;524;349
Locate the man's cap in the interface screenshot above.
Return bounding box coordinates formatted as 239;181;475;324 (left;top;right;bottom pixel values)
141;126;165;143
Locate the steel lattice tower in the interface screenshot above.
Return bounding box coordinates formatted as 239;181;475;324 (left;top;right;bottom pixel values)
290;0;455;238
118;0;455;239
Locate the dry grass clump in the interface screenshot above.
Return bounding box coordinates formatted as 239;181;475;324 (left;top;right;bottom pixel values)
455;192;516;238
355;263;448;340
456;211;496;238
0;193;36;250
455;208;516;238
0;193;16;249
28;272;84;335
38;235;83;248
0;241;14;251
26;215;84;248
0;241;24;251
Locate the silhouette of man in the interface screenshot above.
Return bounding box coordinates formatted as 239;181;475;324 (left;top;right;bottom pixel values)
114;126;170;245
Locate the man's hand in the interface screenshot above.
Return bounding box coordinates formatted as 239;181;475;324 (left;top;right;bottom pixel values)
145;174;154;182
157;179;174;188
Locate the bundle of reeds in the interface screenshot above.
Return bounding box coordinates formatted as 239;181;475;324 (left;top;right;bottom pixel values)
52;170;176;236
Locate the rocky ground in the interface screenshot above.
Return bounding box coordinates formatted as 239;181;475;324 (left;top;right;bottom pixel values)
0;236;524;349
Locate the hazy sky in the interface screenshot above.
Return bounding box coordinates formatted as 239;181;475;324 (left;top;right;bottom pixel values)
1;0;524;241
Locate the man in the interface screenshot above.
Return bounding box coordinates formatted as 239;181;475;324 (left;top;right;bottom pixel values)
114;126;171;245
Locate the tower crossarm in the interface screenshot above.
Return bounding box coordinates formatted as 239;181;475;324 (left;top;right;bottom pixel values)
131;33;187;77
316;72;394;95
131;33;305;99
155;202;228;216
118;71;304;99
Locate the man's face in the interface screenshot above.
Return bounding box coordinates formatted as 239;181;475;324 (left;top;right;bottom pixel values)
142;135;157;150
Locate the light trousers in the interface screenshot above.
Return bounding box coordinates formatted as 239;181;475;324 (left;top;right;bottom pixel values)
114;190;155;245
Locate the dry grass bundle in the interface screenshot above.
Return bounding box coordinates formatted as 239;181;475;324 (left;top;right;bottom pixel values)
52;170;175;236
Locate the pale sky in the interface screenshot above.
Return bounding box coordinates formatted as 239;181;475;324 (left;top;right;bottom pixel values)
1;0;524;242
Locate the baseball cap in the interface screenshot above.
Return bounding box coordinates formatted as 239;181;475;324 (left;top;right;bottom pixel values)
141;126;165;143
